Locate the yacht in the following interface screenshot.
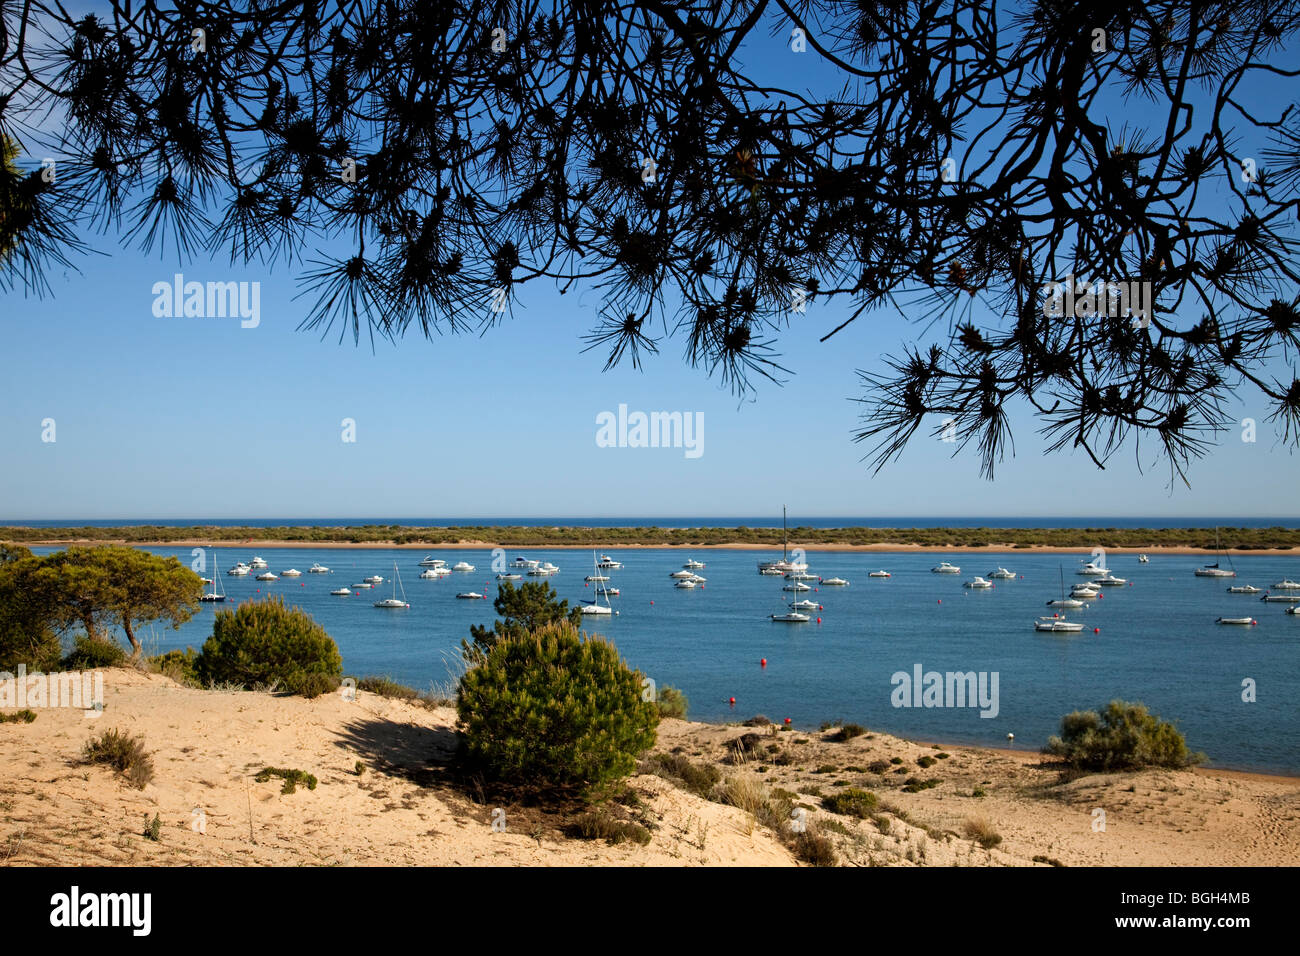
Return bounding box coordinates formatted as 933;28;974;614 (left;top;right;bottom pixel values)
456;591;487;600
669;569;696;579
964;576;994;589
1227;584;1262;594
418;556;447;568
757;506;808;573
1071;584;1100;598
255;571;278;581
1270;579;1300;590
422;565;451;577
580;555;617;615
513;557;540;569
227;563;251;576
683;559;706;569
1138;554;1150;563
932;561;961;574
1092;574;1127;586
374;564;410;608
687;574;707;583
281;569;302;577
789;598;821;611
782;582;811;592
308;563;330;573
585;573;610;583
989;568;1015;579
1035;616;1085;632
759;567;785;576
201;550;227;602
350;582;373;589
1261;593;1300;603
528;563;559;576
867;570;891;578
822;577;850;586
674;579;698;589
1077;561;1107;575
771;608;810;622
364;574;384;584
1194;528;1236;577
330;587;352;596
249;557;268;569
452;561;476;573
1046;597;1084;608
496;572;522;581
596;555;624;569
1216;616;1257;626
419;569;444;579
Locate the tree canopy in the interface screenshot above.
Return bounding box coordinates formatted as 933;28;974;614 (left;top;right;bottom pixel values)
464;579;584;661
2;1;1299;478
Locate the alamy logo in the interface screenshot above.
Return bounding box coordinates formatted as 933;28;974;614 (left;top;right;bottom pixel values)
151;273;261;328
595;403;703;459
890;663;1000;718
0;665;104;717
1042;275;1153;329
50;886;151;936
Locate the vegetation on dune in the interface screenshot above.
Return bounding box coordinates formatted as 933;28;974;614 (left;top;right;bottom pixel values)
83;728;154;789
1045;700;1206;772
194;596;342;698
254;767;319;794
5;525;1298;549
461;580;583;663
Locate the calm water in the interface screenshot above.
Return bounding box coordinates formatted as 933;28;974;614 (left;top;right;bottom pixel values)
40;546;1300;775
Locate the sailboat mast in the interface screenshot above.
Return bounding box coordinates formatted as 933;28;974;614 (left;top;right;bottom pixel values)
783;505;788;561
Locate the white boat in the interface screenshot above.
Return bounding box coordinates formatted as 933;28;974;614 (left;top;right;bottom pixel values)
1216;616;1257;626
1092;574;1127;586
603;586;621;596
249;557;268;568
456;591;486;600
964;576;993;589
418;556;446;567
581;554;617;615
1044;567;1085;611
418;569;444;579
867;570;891;578
374;564;410;608
1261;593;1300;603
782;582;811;592
1194;528;1236;577
789;598;820;611
1138;554;1149;563
1035;616;1085;632
596;555;623;569
1227;585;1262;594
1046;598;1084;608
513;557;540;569
759;567;785;576
330;587;352;596
452;561;476;572
1077;561;1106;575
527;563;559;576
364;575;384;584
496;573;522;581
421;565;451;577
1070;585;1100;598
201;549;228;602
771;609;811;622
674;579;698;589
1287;606;1300;615
669;569;696;579
757;506;807;573
786;571;818;581
227;563;250;576
683;559;706;569
255;571;278;581
351;582;373;589
308;563;330;573
1270;579;1300;590
931;561;961;574
281;569;302;577
822;577;850;586
585;574;610;583
688;574;707;583
989;568;1015;579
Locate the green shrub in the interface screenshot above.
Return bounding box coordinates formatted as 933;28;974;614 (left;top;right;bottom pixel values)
867;760;890;774
793;829;837;866
645;753;721;798
821;788;878;818
0;709;37;723
655;685;689;719
573;809;652;845
828;723;867;742
148;647;199;685
456;623;659;790
723;733;765;764
902;777;941;793
142;813;162;842
917;755;936;768
254;767;318;794
1045;700;1204;771
62;636;126;670
195;597;342;698
889;756;903;765
84;729;154;789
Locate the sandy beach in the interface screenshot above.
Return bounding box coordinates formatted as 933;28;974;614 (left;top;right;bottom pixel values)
16;539;1300;557
3;668;1296;866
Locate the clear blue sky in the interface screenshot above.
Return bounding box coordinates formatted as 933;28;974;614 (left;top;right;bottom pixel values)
1;6;1297;520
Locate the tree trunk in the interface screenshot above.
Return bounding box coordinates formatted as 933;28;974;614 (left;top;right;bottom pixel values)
122;616;142;661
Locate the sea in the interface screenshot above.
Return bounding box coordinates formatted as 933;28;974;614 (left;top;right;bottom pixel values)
27;540;1300;776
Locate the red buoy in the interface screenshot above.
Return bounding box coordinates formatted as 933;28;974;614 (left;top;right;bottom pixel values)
649;600;654;605
784;717;791;725
1094;627;1100;633
937;599;942;604
729;697;736;706
760;658;767;667
816;617;822;624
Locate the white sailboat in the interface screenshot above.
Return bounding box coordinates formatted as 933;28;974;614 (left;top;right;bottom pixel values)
1037;568;1085;630
201;550;227;602
374;564;410;608
580;553;616;615
757;506;807;573
1194;528;1236;577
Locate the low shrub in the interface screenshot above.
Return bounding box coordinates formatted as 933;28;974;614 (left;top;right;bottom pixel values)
655;685;689;719
148;647;199;685
195;597;343;698
646;753;721;799
828;723;867;742
84;729;154;789
964;817;1002;849
254;767;318;794
0;709;37;724
867;760;891;774
902;777;941;793
142;813;162;842
62;636;126;670
821;788;878;818
1045;700;1205;771
573;809;651;845
917;755;937;769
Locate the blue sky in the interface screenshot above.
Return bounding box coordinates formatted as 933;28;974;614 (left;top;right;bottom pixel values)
1;6;1297;520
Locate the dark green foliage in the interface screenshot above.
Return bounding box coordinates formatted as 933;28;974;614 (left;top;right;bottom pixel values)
723;733;766;764
195;597;342;697
456;622;659;790
354;676;449;708
62;635;127;670
462;580;583;662
867;760;891;774
828;723;867;742
902;777;941;793
645;753;721;799
1033;854;1065;867
142;813;162;842
0;709;37;723
148;647;199;685
793;829;838;866
821;788;878;818
0;550;62;672
655;685;688;719
573;809;652;845
84;729;154;789
742;714;771;726
889;757;904;765
917;755;937;768
255;767;318;794
1045;700;1205;771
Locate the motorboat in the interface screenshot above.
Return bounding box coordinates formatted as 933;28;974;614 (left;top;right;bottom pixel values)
418;556;447;568
771;610;811;622
496;573;522;581
330;587;352;596
687;574;707;583
932;561;961;574
1138;554;1150;563
419;569;444;579
422;565;451;577
374;564;410;608
585;573;610;583
452;561;476;572
964;577;993;589
281;569;302;577
674;579;698;589
1035;616;1085;632
603;587;621;596
1046;598;1084;608
782;582;811;592
364;575;384;584
789;599;820;611
822;577;850;586
1261;593;1300;603
786;571;819;581
1216;616;1257;626
1070;585;1100;598
513;557;540;569
1287;605;1300;615
596;555;623;569
227;563;251;576
683;559;706;569
528;563;559;576
351;582;373;589
308;563;330;573
759;567;785;576
1227;585;1262;594
1270;579;1300;590
867;570;891;578
249;557;268;568
1092;574;1127;586
1077;561;1106;575
456;591;486;600
989;568;1015;579
669;570;696;579
255;572;278;581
